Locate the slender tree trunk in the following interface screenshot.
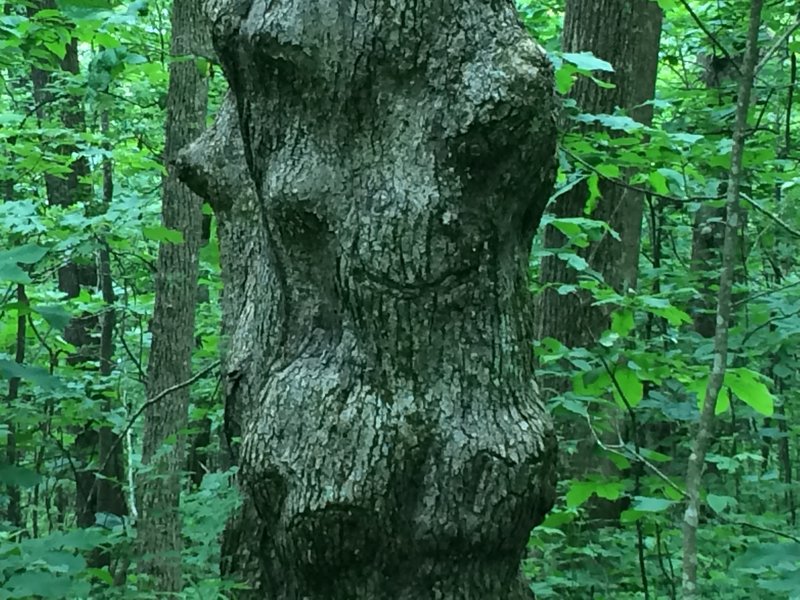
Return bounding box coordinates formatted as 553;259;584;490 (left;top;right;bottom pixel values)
690;204;726;338
136;0;208;591
177;93;266;593
681;1;763;596
4;284;26;530
178;2;558;598
93;108;128;570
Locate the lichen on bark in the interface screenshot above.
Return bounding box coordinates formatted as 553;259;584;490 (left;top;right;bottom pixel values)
178;1;559;597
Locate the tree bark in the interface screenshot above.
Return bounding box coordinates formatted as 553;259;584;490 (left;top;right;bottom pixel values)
537;0;662;349
177;2;559;598
535;0;662;519
136;0;208;591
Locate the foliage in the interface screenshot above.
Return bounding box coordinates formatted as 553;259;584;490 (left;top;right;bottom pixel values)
0;0;798;597
519;0;800;597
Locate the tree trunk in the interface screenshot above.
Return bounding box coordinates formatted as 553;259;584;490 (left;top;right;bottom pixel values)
537;0;662;348
136;0;208;591
177;2;559;598
680;0;763;595
535;0;662;518
4;284;26;530
93;108;128;571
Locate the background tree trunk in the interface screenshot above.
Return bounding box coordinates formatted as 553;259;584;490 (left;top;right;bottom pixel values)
535;0;662;518
537;1;662;346
136;0;208;591
178;93;269;594
681;0;763;594
177;1;560;597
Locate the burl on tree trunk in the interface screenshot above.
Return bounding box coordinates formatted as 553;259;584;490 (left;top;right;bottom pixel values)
178;1;558;598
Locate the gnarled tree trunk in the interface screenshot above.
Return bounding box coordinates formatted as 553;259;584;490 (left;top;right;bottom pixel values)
179;2;558;597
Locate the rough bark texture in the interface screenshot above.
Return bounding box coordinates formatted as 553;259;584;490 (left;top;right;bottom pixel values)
136;0;208;591
177;1;559;598
690;203;726;337
534;0;662;518
536;0;662;359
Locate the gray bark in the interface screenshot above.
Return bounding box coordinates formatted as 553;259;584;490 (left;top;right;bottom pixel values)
535;0;662;520
681;0;763;595
136;0;209;591
179;2;558;598
537;0;662;349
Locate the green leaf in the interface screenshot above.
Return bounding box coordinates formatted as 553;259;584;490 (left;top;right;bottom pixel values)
726;368;775;416
669;132;704;144
584;172;601;215
1;244;49;264
565;481;596;508
688;373;730;414
0;245;49;283
55;0;113;20
575;113;644;132
732;542;800;570
639;448;672;463
595;163;620;178
706;494;736;514
555;64;576;94
612;367;643;407
85;567;113;585
0;261;30;283
143;226;185;244
0;361;63;390
5;570;90;599
562;51;614;72
649;170;669;194
541;510;576;528
631;496;675;512
561;252;589;272
611;309;635;336
640;296;691;325
34;305;73;330
595;481;624;501
0;465;42;488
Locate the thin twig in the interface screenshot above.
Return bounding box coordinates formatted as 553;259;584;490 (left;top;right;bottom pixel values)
734;520;800;543
755;15;800;75
563;147;724;205
741;193;800;238
678;0;741;75
86;360;221;510
586;414;688;499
